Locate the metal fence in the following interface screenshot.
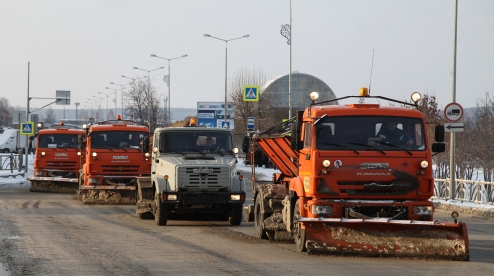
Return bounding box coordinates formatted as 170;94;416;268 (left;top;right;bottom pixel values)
434;179;494;205
0;152;24;175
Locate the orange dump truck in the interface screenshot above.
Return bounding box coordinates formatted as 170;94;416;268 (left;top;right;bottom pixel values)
78;116;151;204
250;89;469;260
28;122;85;193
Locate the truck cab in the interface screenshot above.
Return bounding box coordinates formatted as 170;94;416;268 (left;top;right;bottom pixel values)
136;122;245;226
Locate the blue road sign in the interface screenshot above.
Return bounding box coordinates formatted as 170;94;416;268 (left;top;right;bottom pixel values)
20;121;34;135
247;117;255;130
243;85;260;102
221;121;230;129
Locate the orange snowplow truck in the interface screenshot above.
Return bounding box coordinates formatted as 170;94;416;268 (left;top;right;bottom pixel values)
78;116;151;204
28;122;85;194
251;89;469;261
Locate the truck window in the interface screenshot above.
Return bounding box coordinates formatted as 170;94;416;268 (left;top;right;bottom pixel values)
38;134;79;149
159;131;233;152
315;116;426;151
91;131;149;149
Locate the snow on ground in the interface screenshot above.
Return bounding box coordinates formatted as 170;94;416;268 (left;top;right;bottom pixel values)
1;155;493;214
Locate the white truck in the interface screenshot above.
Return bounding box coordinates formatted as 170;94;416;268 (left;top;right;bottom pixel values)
136;123;245;226
0;127;32;153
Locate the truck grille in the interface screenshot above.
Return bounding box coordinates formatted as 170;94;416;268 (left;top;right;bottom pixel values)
101;165;141;174
45;161;78;170
177;167;229;191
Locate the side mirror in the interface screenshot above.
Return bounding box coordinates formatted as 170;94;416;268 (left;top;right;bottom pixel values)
432;142;445;153
242;136;250;153
143;137;150;153
435;125;445;142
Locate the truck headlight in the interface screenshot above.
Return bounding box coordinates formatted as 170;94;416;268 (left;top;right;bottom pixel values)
145;152;150;157
311;205;333;215
413;206;432;215
230;194;244;201
88;178;99;184
420;160;429;168
167;194;177;201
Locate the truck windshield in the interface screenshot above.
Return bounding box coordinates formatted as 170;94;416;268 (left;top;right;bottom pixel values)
315;116;426;151
91;131;149;149
159;131;233;153
38;134;80;149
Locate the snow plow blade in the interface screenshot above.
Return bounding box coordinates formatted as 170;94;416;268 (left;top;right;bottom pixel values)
28;177;79;194
78;185;137;205
301;218;469;261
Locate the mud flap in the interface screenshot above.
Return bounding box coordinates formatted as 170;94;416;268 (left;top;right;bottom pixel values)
28;177;79;194
79;185;137;205
301;218;469;261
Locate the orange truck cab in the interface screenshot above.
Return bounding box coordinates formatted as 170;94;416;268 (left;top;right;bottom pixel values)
28;122;85;193
78;116;151;204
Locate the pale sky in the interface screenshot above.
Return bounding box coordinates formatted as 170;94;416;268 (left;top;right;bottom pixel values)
1;0;493;113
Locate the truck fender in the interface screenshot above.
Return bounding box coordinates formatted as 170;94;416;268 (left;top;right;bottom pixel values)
153;175;171;193
289;177;305;197
231;176;246;192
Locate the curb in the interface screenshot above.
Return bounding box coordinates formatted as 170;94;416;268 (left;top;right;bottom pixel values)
434;201;494;220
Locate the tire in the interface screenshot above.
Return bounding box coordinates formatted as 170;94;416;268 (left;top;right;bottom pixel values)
293;200;307;252
3;148;10;153
254;193;268;239
229;203;243;226
155;192;168;226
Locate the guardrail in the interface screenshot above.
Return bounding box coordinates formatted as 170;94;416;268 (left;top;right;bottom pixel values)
434;179;494;205
0;152;24;175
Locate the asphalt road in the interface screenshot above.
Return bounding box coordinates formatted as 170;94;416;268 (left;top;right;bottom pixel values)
0;183;493;275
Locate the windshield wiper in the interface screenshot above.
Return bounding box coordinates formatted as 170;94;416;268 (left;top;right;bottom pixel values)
166;148;204;155
376;142;412;156
319;142;359;155
347;142;386;155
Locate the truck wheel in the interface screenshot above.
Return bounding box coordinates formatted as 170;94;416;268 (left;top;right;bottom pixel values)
229;203;243;226
3;148;10;153
293;200;307;252
254;193;268;239
155;192;168;226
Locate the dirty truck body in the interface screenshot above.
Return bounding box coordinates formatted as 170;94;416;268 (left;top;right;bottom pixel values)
78;118;151;204
252;92;469;260
28;126;85;193
136;126;245;226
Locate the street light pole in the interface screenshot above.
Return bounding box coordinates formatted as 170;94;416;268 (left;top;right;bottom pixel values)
109;82;129;118
150;54;188;126
104;88;119;118
92;96;104;121
204;33;249;128
98;92;114;120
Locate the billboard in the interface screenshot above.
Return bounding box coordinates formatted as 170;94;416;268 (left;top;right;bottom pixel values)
197;102;235;129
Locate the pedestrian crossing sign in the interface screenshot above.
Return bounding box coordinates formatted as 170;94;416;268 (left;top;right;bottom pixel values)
243;85;260;102
221;121;230;129
20;121;34;136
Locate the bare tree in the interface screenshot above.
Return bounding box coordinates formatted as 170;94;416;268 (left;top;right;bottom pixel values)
124;78;164;131
0;97;13;126
44;106;57;123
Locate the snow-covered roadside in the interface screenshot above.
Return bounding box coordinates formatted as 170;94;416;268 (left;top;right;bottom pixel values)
2;155;493;218
0;153;33;187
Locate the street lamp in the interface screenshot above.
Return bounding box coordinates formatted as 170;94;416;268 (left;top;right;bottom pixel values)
109;82;128;118
151;54;188;126
133;66;164;80
204;33;249;128
92;96;104;121
102;89;118;119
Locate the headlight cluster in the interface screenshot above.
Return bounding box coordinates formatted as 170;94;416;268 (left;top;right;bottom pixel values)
88;178;99;184
413;206;432;215
230;194;244;201
167;194;177;201
311;205;333;215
